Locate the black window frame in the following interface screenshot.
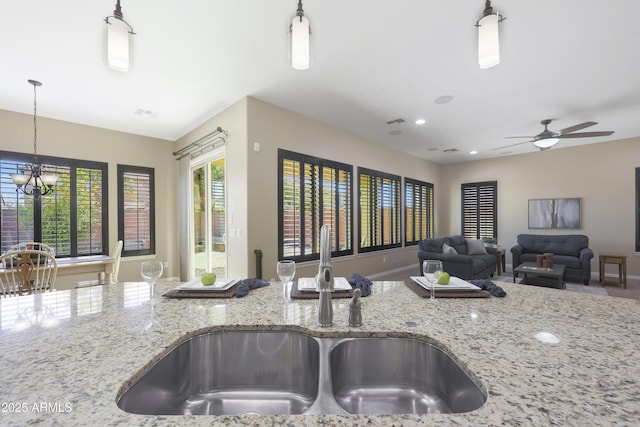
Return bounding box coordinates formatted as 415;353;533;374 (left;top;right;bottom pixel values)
358;167;402;253
404;177;434;246
0;150;108;257
278;149;353;262
461;180;498;241
117;164;156;257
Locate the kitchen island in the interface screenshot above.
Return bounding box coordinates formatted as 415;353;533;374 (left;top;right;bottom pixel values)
0;279;638;426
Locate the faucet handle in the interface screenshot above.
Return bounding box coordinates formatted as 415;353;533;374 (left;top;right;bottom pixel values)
348;288;363;327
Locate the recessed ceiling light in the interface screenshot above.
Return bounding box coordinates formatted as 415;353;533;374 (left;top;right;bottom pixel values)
415;119;426;125
434;95;454;105
469;150;478;155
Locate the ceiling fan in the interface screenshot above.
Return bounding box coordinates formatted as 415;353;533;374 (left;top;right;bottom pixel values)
494;119;614;151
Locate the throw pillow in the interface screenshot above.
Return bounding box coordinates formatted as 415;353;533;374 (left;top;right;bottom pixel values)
442;243;458;255
466;239;488;255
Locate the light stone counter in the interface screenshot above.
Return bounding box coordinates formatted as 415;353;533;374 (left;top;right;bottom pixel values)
0;280;638;426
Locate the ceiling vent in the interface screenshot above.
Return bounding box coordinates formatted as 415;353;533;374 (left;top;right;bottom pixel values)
386;118;405;125
443;148;459;153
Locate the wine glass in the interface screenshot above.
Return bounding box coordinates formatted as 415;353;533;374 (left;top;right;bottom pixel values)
141;260;164;305
277;260;296;301
422;260;443;304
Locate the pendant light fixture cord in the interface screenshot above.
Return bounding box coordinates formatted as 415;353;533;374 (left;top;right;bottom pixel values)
27;79;42;163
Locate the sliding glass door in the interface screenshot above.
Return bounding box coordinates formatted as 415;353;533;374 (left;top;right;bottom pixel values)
191;152;226;279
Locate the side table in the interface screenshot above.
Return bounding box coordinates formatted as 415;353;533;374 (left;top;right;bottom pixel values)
599;253;627;289
495;248;506;276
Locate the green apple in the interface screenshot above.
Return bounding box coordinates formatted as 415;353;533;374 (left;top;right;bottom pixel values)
437;272;450;285
201;273;217;286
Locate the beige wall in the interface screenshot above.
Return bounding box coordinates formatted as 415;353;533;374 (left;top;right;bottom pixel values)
245;97;441;281
440;137;640;279
176;96;442;281
3;99;639;287
0;109;178;289
174;98;249;280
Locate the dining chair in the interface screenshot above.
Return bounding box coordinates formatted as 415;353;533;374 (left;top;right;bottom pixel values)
6;242;56;256
75;240;124;288
0;250;58;296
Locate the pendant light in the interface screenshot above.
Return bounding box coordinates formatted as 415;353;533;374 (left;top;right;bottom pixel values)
104;0;136;72
11;80;58;198
477;0;505;69
290;0;311;70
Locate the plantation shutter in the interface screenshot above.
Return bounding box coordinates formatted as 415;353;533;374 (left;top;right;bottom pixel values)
279;150;353;262
359;168;401;252
405;178;434;245
461;181;497;240
118;165;155;256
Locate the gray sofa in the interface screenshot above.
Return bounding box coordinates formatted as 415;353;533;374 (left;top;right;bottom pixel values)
417;235;497;280
511;234;593;285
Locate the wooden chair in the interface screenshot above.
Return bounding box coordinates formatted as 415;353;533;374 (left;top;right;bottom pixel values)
76;240;124;288
0;250;58;296
6;242;56;256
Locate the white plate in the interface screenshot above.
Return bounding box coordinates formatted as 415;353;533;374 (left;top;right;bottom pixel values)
410;276;481;292
178;278;239;292
297;277;353;292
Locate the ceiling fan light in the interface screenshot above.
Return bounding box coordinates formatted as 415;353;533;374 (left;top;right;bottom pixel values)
107;18;131;72
533;138;559;149
478;13;500;69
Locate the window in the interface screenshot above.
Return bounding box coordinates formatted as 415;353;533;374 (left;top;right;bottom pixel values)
461;181;497;240
278;149;352;262
405;178;434;245
359;167;401;252
118;165;155;256
0;151;108;256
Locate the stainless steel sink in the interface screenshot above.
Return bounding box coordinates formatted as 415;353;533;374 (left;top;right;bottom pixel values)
329;337;487;414
117;330;320;415
117;331;486;416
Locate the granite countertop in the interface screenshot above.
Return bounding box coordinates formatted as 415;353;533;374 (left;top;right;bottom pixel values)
0;279;638;426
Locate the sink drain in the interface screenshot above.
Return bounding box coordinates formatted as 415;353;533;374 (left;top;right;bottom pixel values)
240;411;262;415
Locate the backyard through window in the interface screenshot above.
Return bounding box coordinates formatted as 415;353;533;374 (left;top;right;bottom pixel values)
0;151;107;256
278;149;352;262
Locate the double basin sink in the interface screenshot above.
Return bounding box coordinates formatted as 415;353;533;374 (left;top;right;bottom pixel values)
117;329;486;416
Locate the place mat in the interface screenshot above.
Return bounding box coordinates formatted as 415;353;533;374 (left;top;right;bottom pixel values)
290;280;353;299
162;283;239;299
404;279;490;298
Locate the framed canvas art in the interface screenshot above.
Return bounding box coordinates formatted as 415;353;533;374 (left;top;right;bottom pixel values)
528;198;581;229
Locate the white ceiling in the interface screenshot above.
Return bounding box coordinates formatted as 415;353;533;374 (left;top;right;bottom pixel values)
2;0;639;164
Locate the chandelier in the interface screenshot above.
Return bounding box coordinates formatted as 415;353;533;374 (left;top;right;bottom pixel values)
11;80;58;197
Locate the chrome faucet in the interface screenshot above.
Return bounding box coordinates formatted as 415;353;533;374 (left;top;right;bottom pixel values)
317;225;334;327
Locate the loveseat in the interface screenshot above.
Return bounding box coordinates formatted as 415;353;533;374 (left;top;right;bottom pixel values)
511;234;593;285
417;235;497;280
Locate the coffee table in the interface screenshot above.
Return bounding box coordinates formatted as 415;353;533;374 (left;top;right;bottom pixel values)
513;262;566;290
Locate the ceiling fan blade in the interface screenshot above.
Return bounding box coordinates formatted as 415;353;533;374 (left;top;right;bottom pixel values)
558;121;597;134
557;131;614;138
492;140;534;150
